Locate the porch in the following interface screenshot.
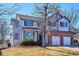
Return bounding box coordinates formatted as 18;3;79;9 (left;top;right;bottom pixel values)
21;29;43;44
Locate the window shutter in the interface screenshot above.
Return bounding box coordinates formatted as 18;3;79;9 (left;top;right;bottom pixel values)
24;20;26;26
66;22;67;27
54;22;55;27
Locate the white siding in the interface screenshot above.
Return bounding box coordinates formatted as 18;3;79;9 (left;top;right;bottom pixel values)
33;22;37;28
58;18;69;31
19;20;23;42
45;33;48;45
34;32;37;41
21;20;24;27
12;21;21;46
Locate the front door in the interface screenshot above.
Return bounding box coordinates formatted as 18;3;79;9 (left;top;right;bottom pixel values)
38;34;42;45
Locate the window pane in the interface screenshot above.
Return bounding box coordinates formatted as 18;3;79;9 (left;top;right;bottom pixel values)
60;22;64;27
65;22;67;27
28;21;33;26
24;20;26;26
60;22;67;27
26;32;33;40
26;21;28;26
24;20;33;27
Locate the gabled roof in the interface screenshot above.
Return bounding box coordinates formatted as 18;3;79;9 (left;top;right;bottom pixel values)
47;12;70;22
56;16;70;23
16;14;43;22
11;18;19;25
16;12;70;23
11;18;19;22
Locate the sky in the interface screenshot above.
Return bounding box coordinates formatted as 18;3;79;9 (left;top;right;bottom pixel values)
1;3;79;29
17;3;79;14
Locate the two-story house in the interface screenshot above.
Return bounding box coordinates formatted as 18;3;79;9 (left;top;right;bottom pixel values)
11;13;76;46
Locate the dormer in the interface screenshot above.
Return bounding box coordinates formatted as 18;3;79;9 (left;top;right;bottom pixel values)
58;17;70;31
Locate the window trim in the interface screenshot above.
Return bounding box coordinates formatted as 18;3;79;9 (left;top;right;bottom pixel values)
24;20;33;27
48;21;56;27
60;22;67;27
26;32;34;40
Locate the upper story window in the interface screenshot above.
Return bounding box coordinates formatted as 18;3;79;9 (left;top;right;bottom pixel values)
24;20;33;27
60;22;67;27
48;21;56;27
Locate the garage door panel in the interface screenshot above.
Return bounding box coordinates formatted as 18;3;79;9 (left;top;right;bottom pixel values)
63;37;71;45
52;36;60;45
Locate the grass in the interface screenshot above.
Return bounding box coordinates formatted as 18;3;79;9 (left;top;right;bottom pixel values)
2;46;79;56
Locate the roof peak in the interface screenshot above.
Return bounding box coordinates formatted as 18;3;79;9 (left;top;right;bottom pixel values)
16;14;43;19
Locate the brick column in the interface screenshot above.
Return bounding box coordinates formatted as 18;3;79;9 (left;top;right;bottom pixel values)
48;35;52;46
71;37;73;46
60;36;63;46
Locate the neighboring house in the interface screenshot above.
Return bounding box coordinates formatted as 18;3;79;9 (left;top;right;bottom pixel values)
11;13;76;46
0;40;8;49
74;33;79;43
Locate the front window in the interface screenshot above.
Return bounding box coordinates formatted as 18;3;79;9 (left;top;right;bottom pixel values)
26;32;33;40
24;20;33;27
60;22;67;27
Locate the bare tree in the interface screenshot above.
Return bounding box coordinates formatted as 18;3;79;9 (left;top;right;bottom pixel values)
0;18;9;44
0;4;20;18
33;3;79;47
59;8;79;31
33;3;60;18
0;4;20;44
33;3;60;47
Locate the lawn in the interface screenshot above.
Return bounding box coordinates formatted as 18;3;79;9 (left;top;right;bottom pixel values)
2;46;79;56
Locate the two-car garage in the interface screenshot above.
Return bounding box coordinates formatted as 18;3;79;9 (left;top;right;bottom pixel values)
52;36;71;46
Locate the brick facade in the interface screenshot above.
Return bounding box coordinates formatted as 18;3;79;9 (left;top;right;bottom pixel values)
48;32;74;46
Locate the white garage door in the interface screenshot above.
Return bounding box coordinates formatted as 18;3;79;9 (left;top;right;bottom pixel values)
63;37;71;45
52;36;60;45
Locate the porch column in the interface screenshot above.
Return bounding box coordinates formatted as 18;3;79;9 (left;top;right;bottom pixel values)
34;32;37;41
45;33;48;45
21;30;24;41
